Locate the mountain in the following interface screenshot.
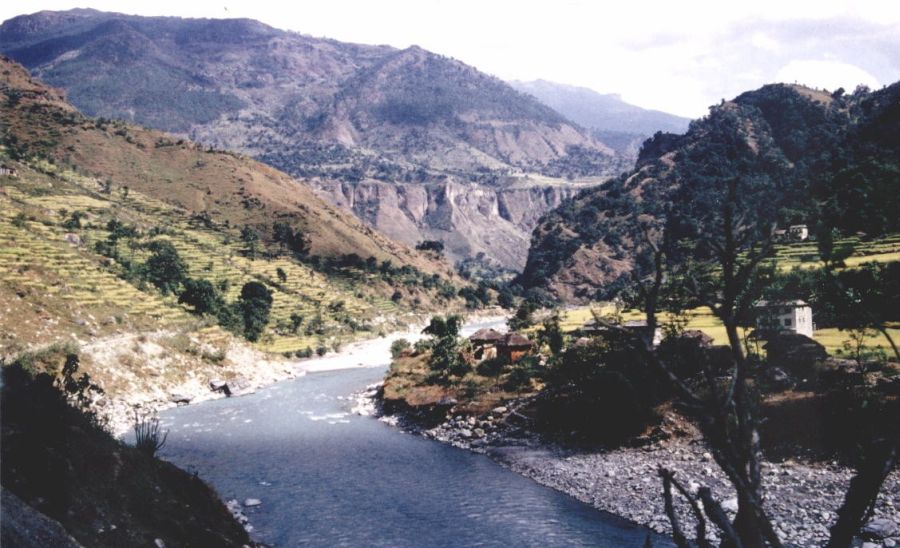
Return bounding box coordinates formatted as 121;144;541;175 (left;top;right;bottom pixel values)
1;56;468;365
510;79;691;156
520;82;900;302
0;10;632;269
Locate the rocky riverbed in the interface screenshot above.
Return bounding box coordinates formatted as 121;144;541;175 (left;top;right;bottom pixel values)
371;395;900;547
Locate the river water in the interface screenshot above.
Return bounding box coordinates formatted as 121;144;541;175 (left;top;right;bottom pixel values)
158;323;665;546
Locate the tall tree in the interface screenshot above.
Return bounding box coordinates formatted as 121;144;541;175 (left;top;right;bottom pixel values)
238;281;273;342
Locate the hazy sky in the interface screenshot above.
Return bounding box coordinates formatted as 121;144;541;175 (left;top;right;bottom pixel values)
4;1;899;117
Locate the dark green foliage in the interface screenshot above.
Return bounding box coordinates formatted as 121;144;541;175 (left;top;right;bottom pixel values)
507;301;537;331
390;338;411;359
520;82;900;299
458;282;491;309
423;315;468;379
142;240;188;294
11;211;28;227
538;311;565;355
275;267;287;283
289;313;304;333
62;210;87;230
272;221;310;256
239;226;259;258
537;334;660;443
475;356;505;377
237;281;272;342
415;240;444;254
60;353;104;414
503;355;543;392
178;278;224;315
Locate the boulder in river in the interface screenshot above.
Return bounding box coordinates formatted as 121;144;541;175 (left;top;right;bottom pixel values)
224;377;254;397
862;517;898;540
169;393;193;405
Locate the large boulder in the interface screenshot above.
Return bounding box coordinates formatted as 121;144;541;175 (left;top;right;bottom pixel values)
763;333;827;379
1;488;83;548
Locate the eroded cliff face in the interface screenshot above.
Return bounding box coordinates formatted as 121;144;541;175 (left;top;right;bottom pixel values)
311;179;597;270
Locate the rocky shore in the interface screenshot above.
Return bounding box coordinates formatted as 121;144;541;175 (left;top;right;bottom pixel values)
374;397;900;547
91;323;435;436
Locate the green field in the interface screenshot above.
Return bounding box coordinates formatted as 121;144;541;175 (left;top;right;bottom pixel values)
556;235;900;356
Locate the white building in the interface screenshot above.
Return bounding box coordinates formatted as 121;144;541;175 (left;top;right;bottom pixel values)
788;224;809;241
755;300;814;338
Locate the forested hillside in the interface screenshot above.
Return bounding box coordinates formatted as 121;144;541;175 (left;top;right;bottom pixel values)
521;83;900;302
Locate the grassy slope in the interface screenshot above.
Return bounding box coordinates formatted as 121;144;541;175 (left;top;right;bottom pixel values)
556;235;900;355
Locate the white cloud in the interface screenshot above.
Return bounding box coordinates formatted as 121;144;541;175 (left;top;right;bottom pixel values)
774;60;881;91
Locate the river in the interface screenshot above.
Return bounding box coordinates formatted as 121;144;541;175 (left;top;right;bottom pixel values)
158;322;666;546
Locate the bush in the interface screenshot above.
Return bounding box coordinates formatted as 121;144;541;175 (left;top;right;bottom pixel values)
503;356;543;392
390;338;411;359
142;240;188;294
178;278;223;315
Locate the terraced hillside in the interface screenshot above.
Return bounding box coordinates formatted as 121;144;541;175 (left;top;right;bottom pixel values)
0;57;472;429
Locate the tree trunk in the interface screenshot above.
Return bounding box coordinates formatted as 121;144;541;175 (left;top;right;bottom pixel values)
731;492;768;548
825;439;898;548
878;327;900;362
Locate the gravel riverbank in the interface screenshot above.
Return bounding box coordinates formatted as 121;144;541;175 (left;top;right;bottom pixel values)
373;398;900;547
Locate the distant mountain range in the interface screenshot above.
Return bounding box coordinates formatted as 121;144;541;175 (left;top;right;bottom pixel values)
0;9;618;178
0;9;685;269
510;80;691;156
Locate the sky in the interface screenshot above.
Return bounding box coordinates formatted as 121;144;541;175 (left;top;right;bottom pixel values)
3;1;899;118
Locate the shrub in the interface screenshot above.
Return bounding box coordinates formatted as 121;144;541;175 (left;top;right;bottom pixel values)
133;411;168;457
423;315;468;378
178;278;223;315
390;338;411;359
142;240;188;294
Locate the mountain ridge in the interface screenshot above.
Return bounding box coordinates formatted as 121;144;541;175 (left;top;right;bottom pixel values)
520;81;900;302
509;79;691;157
1;9;635;269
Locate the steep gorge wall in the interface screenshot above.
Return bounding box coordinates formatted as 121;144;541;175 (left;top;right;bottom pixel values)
311;180;594;270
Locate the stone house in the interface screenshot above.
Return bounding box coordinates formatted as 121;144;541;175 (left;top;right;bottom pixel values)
754;299;814;338
0;165;18;177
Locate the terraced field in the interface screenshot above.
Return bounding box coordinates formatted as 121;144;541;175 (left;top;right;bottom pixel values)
0;162;410;355
557;235;900;355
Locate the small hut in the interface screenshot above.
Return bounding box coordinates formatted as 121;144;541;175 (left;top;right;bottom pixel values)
468;328;504;361
497;333;533;364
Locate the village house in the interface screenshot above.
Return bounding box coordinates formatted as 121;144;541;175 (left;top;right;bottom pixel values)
0;165;18;177
774;224;809;242
580;318;662;346
497;333;533;364
468;327;504;362
754;299;814;338
789;224;809;241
